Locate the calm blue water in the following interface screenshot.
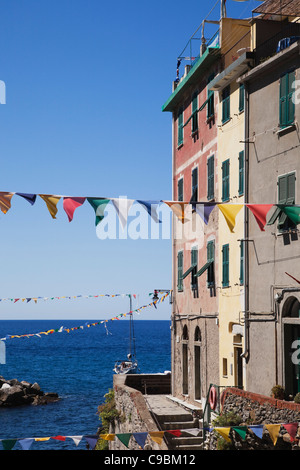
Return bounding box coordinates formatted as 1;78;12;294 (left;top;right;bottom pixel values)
0;320;171;450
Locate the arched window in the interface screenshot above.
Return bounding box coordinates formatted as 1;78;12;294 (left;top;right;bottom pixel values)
182;325;189;341
194;326;201;342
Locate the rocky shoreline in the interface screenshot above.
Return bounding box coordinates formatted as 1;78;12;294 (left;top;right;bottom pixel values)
0;376;59;407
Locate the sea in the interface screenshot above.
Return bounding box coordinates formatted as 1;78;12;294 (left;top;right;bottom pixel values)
0;319;171;451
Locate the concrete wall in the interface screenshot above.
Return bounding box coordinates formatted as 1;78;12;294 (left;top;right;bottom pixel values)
246;43;300;396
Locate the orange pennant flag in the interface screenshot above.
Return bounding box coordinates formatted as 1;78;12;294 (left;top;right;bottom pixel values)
163;201;189;223
149;431;164;445
39;195;61;219
0;192;14;214
265;424;281;446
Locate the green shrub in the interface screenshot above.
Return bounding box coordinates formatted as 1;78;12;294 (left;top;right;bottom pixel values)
271;385;285;400
294;392;300;404
96;389;120;450
213;411;242;450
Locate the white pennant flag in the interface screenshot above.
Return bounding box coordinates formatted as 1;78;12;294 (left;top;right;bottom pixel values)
184;428;201;436
68;435;83;446
111;197;134;229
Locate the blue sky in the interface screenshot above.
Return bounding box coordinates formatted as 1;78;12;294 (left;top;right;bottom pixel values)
0;0;262;320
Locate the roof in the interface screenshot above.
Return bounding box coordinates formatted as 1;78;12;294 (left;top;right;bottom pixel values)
253;0;300;17
162;47;220;113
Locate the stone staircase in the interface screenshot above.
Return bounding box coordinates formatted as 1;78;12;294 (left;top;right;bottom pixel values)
146;395;204;450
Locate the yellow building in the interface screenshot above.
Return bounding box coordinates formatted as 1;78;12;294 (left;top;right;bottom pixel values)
209;22;253;389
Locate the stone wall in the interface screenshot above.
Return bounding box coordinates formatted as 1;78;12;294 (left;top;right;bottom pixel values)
207;387;300;450
109;375;168;451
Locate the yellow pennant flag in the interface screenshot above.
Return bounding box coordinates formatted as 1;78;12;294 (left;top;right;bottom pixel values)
218;204;243;232
35;437;50;441
149;431;164;445
100;434;115;441
214;427;231;442
163;201;189;223
265;424;281;446
0;192;14;214
39;194;61;219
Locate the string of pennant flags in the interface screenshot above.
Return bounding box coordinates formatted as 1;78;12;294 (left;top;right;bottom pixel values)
0;290;171;341
0;191;299;232
0;292;138;305
1;420;300;450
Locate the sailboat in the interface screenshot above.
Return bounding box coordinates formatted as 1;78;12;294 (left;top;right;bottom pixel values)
113;295;138;375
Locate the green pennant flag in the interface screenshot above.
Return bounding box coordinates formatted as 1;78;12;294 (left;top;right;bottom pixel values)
279;205;300;225
87;198;110;226
233;426;248;440
2;439;17;450
116;433;132;448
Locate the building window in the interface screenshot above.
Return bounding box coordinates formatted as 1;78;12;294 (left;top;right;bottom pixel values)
177;251;183;292
191;247;198;290
279;70;295;128
222;244;229;288
239;83;245;112
192;92;198;133
240;241;244;286
267;172;296;231
238;151;244;196
178;178;183;202
222;159;230;202
222;85;230;124
191;167;198;202
207;240;215;287
222;358;228;377
178;107;184;146
207;155;214;201
207;74;215;120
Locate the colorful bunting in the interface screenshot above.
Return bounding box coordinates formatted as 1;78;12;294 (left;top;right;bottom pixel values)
18;438;34;450
232;426;247;440
133;432;148;449
149;431;164;445
116;433;131;448
214;427;231;442
163;201;189;223
0;192;14;214
63;197;86;222
111;197;135;229
265;424;281;446
246;204;273;231
218;204;243;232
0;291;136;305
136;200;161;223
87;198;110;226
39;194;61;219
279;205;300;225
16;193;37;205
193;202;216;224
282;423;298;442
0;291;171;341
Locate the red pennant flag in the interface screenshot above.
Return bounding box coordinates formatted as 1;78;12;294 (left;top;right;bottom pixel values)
246;204;273;231
167;430;182;437
63;197;86;222
51;435;66;441
282;423;298;442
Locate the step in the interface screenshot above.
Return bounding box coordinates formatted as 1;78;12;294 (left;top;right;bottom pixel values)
176;444;204;451
172;436;203;445
161;421;196;430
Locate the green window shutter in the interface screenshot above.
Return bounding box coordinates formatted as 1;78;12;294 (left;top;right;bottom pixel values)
222;159;230;202
238;151;244;196
192;93;198;133
267;172;296;227
239;83;245;112
178;108;183;146
222;244;229;288
191;247;198;289
240;242;244;285
207;155;214;200
279;71;295;128
177;251;183;291
191;167;198;202
207;240;215;287
222;85;230;124
278;172;295;227
178;178;183;202
207;73;215;119
287;71;295;125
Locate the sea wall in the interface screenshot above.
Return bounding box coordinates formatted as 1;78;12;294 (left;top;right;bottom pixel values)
110;375;168;450
206;387;300;450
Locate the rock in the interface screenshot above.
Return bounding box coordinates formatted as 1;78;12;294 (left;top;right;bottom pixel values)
0;377;59;407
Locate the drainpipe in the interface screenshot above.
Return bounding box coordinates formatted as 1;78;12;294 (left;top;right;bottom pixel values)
241;80;250;366
171;111;175;398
